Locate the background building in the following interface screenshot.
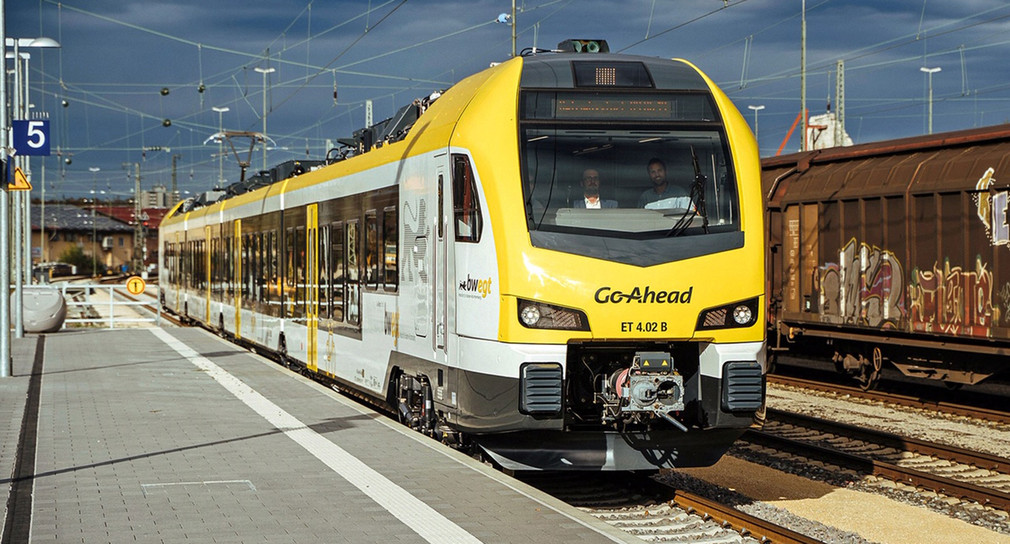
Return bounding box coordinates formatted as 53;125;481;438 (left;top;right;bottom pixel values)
33;204;134;274
141;184;170;209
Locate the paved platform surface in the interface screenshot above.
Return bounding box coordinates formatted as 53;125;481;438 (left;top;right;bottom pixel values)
0;327;640;543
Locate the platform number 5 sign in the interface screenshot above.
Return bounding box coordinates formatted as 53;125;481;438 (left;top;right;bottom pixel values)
12;120;51;156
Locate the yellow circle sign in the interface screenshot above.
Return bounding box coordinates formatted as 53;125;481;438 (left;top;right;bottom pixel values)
126;276;146;296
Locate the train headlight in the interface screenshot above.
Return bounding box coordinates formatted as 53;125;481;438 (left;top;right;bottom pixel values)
732;305;753;325
517;299;590;331
696;297;759;331
520;305;541;327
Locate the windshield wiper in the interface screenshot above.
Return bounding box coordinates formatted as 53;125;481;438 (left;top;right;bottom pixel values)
665;145;710;237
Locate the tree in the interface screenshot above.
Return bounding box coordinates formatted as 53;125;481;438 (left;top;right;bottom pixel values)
59;245;97;275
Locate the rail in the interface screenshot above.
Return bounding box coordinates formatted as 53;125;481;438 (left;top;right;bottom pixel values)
768;374;1010;425
745;412;1010;512
669;488;823;544
60;283;161;329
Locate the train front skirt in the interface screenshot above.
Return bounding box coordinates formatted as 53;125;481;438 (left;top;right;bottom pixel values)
474;427;748;471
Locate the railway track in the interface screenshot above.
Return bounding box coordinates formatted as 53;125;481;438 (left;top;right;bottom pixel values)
748;408;1010;512
768;374;1010;426
517;472;822;543
109;285;188;327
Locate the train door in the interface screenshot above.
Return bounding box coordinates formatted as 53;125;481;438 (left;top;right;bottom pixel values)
435;166;447;355
306;204;319;372
234;219;242;339
173;231;184;314
205;225;213;322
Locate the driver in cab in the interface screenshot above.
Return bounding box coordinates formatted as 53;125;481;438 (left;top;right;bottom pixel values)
638;158;691;210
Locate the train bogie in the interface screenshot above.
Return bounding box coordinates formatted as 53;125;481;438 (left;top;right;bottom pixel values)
161;41;766;471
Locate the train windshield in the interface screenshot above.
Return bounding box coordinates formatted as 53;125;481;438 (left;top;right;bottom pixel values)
519;90;742;265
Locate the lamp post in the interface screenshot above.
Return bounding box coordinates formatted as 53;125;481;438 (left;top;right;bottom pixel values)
1;13;9;376
511;0;516;57
920;66;941;135
212;106;229;185
254;67;275;170
7;36;61;341
747;104;765;144
496;2;517;57
89;167;100;276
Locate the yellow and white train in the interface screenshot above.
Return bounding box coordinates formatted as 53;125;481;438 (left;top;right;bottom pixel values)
159;40;765;471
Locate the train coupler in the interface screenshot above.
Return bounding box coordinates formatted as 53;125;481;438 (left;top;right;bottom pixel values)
602;351;687;430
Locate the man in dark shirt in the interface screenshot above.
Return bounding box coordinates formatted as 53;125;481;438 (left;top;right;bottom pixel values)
571;168;618;208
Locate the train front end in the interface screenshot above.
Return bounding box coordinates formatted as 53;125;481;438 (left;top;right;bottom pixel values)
448;43;765;471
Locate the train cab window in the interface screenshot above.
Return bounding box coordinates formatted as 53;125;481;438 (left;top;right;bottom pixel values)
452;154;482;242
383;206;398;290
365;211;379;289
519;90;741;265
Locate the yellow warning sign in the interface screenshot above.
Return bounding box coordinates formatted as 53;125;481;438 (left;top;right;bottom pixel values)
8;167;31;191
126;275;146;296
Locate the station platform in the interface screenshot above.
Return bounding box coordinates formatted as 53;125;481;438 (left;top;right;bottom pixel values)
0;327;640;543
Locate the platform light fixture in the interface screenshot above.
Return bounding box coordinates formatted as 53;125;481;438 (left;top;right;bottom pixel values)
212;106;230;184
920;66;941;135
747;105;765;142
254;67;275;169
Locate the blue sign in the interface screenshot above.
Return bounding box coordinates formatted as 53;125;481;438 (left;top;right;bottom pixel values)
12;120;51;156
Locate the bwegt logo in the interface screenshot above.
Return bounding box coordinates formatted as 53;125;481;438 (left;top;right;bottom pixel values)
459;275;492;298
595;286;693;304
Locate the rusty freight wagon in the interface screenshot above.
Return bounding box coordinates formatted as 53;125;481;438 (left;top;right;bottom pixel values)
763;124;1010;389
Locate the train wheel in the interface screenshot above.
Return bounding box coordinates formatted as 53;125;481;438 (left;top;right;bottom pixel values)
858;347;883;391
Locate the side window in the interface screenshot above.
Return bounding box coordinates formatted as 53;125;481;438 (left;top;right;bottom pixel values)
365;211;378;289
452;154;482;242
242;235;251;301
258;233;267;304
294;226;305;318
319;225;330;319
346;220;360;326
268;232;279;315
383;206;398;290
285;228;295;317
331;222;345;323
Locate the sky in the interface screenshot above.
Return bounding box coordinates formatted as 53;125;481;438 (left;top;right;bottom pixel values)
8;0;1010;200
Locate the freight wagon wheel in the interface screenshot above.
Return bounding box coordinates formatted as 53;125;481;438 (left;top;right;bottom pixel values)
858;347;883;391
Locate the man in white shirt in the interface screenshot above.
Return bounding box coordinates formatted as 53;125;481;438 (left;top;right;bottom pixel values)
637;158;690;210
572;168;618;208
